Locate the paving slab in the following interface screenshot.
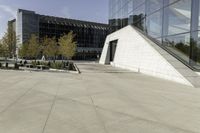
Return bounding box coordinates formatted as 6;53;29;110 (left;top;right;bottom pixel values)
0;62;200;133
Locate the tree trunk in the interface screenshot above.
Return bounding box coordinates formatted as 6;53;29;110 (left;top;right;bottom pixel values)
5;56;7;63
62;55;64;62
35;56;37;63
54;54;56;63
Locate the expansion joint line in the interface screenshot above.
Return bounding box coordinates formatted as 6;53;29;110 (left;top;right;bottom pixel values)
42;79;62;133
89;94;108;133
0;81;40;115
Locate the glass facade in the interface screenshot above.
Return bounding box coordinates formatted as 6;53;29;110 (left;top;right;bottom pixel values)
17;9;109;60
109;0;200;70
38;16;109;60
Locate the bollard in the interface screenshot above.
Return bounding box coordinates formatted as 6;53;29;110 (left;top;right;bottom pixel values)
5;63;8;68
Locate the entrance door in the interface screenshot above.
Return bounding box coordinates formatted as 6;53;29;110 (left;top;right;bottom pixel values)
109;40;118;62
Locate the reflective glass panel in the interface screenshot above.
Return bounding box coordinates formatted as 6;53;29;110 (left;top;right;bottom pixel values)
146;0;163;15
146;11;163;38
133;0;145;10
163;0;191;36
163;33;190;63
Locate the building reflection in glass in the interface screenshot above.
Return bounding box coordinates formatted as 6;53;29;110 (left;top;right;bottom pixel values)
109;0;200;70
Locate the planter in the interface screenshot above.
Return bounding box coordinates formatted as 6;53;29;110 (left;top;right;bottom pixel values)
36;65;49;70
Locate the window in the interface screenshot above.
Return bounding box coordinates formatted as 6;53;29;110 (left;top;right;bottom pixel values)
163;33;190;64
146;0;163;15
163;0;191;36
146;10;163;38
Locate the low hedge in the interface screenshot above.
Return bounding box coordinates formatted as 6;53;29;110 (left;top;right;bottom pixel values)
31;61;76;70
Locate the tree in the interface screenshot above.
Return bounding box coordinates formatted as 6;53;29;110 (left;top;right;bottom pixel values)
0;25;16;58
42;36;58;61
0;40;3;57
27;34;40;61
0;33;9;60
18;42;29;59
7;22;16;57
58;31;77;60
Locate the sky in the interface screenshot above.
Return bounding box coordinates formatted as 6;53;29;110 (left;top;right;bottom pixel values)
0;0;109;39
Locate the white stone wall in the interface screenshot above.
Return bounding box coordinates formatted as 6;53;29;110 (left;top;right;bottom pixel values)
100;25;192;86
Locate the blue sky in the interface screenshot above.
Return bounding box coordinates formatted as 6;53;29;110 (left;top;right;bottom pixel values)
0;0;109;39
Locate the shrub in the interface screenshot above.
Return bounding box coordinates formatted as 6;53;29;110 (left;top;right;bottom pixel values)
31;61;37;67
51;62;64;69
30;61;75;70
36;61;40;65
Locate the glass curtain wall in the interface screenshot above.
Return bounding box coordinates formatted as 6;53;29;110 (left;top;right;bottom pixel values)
109;0;200;70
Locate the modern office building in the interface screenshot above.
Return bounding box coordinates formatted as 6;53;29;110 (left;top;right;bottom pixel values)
100;0;200;87
16;9;109;60
7;19;16;56
4;19;16;57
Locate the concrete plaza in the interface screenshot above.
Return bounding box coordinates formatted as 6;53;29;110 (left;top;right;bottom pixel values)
0;62;200;133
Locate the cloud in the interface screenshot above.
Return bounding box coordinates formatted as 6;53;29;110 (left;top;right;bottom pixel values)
60;6;70;18
0;5;16;18
0;5;16;39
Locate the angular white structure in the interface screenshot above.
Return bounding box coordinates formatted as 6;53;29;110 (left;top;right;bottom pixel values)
100;25;200;87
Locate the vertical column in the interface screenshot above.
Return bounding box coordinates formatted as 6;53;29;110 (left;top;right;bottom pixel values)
162;0;169;41
190;0;199;65
144;0;148;34
122;0;128;27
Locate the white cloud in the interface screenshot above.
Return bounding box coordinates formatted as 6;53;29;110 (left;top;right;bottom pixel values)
60;6;70;18
0;5;16;18
0;5;16;39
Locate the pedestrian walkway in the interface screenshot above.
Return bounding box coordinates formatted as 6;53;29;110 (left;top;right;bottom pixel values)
0;62;200;133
